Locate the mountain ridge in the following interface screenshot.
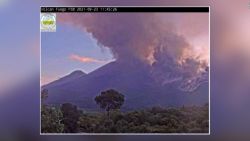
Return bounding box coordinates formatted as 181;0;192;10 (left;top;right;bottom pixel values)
42;70;86;89
43;61;209;111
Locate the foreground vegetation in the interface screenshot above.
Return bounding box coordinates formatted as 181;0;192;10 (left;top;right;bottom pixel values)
41;89;208;133
42;104;208;133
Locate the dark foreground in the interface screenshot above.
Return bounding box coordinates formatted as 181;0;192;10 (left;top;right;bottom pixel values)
41;103;208;133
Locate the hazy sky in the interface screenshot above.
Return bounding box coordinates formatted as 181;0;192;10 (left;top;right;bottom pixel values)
41;23;114;85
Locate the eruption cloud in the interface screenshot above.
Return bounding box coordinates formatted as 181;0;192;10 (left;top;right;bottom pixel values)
58;12;209;90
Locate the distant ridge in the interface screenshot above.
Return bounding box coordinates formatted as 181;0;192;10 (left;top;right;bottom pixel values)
42;70;86;89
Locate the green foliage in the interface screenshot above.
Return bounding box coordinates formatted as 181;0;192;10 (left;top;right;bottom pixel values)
41;105;64;133
95;89;124;118
41;89;64;133
61;103;81;133
42;104;208;133
76;104;209;133
42;90;208;133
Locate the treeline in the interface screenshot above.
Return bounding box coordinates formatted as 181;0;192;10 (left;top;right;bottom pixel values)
41;89;208;133
41;103;208;133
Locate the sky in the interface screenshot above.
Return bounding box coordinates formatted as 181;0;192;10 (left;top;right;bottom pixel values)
41;23;114;85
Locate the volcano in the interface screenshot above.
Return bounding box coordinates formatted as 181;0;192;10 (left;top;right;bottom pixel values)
42;60;209;111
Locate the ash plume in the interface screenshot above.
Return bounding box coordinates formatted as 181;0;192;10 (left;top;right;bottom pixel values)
58;12;209;90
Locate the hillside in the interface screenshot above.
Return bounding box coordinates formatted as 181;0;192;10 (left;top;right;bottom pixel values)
43;60;209;111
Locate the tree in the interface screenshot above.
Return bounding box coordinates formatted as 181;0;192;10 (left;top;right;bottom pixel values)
95;89;124;118
41;89;48;103
61;103;80;133
41;106;64;133
41;89;64;133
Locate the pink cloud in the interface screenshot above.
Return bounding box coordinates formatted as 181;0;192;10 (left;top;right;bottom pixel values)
69;54;105;63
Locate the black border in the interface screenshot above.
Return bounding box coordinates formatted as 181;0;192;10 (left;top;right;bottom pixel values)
41;7;209;13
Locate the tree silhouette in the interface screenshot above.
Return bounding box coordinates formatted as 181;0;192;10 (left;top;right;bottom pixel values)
95;89;124;118
41;89;48;103
61;103;80;133
41;89;64;133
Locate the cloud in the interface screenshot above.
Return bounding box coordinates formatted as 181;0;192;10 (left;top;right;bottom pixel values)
58;10;209;86
58;13;208;64
69;54;105;63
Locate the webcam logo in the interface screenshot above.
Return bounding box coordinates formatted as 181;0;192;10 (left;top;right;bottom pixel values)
40;13;56;32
